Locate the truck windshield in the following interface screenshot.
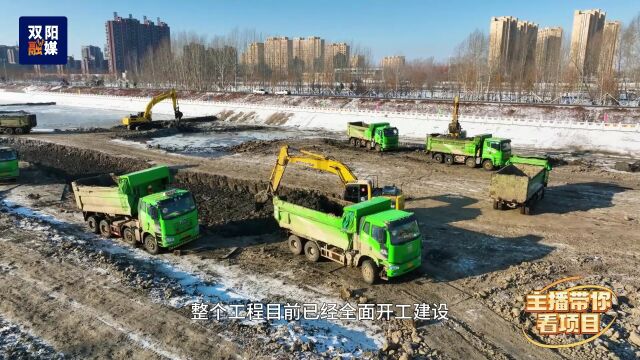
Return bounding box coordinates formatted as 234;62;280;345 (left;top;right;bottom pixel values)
502;142;512;152
158;193;196;220
0;149;17;161
383;128;398;137
388;216;420;245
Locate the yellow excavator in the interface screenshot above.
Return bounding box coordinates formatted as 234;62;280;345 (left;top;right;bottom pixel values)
122;89;183;130
448;95;462;138
264;145;405;209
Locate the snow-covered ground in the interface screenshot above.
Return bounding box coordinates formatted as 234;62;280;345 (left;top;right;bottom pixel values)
0;189;384;356
1;90;639;156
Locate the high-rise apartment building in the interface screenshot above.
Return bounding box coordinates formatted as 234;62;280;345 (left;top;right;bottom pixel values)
569;9;606;76
350;55;365;68
324;43;350;69
302;36;324;72
535;27;563;80
81;45;105;74
599;21;621;75
241;42;265;67
105;12;170;76
381;56;406;69
488;16;538;78
265;37;292;76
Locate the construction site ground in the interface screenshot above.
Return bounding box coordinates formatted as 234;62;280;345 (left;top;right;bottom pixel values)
0;128;639;360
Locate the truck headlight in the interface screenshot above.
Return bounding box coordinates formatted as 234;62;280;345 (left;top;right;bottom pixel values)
389;265;400;271
165;237;175;243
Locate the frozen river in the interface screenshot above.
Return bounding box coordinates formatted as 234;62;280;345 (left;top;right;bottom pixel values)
0;102;177;130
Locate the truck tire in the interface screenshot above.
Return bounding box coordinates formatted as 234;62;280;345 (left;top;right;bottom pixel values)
444;154;454;165
122;228;138;247
465;157;476;168
433;153;444;163
361;259;379;285
375;144;381;152
482;159;494;171
99;219;111;238
144;234;160;255
14;128;24;135
87;216;100;234
304;241;320;262
349;137;357;147
4;128;14;135
288;235;303;255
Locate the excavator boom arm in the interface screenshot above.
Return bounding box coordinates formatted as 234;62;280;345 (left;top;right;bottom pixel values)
267;145;358;195
143;89;179;120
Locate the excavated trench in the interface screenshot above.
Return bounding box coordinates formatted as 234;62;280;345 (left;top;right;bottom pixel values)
0;137;343;237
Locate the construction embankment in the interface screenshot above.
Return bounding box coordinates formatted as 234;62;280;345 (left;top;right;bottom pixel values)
0;137;340;235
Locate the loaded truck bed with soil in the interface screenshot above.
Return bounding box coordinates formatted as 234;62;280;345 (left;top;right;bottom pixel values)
72;165;199;253
489;156;551;215
0;111;37;135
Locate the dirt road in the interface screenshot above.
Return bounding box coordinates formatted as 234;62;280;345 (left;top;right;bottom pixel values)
0;130;639;359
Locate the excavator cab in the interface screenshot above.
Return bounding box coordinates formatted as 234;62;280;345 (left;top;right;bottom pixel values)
344;182;371;203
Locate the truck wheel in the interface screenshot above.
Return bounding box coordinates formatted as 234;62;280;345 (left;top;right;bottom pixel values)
87;216;100;234
482;159;494;171
123;228;138;247
433;153;444;163
144;234;160;255
361;259;379;285
349;137;357;147
444;154;454;165
4;128;14;135
288;235;303;255
375;144;381;152
465;157;476;168
99;219;111;238
304;241;320;262
14;128;24;135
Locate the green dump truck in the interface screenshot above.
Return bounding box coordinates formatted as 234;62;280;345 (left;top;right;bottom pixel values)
72;166;199;254
347;121;399;151
425;133;512;170
0;111;37;134
0;147;19;181
489;156;552;215
273;196;422;284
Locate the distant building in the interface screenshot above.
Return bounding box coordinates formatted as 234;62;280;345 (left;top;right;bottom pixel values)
105;12;170;76
381;56;405;69
350;55;365;68
265;36;292;76
324;42;349;69
81;45;105;74
302;36;325;72
241;42;265;67
488;16;538;79
535;27;563;80
599;21;621;75
569;9;606;77
0;45;19;64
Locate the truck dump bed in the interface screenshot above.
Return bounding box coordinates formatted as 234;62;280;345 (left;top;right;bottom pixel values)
0;111;37;128
72;174;135;216
347;121;369;139
273;196;351;250
425;133;486;155
489;163;546;203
